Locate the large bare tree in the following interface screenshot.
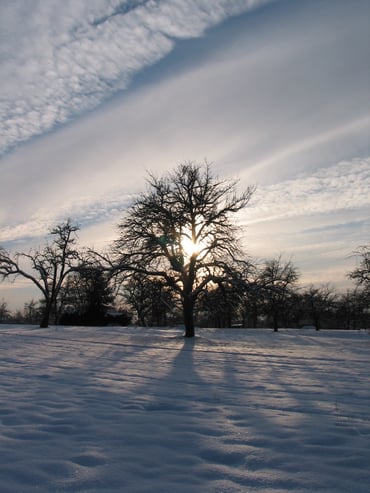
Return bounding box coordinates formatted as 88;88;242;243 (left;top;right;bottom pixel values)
113;161;255;337
0;220;84;327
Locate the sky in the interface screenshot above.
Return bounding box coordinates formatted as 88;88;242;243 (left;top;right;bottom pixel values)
0;0;369;310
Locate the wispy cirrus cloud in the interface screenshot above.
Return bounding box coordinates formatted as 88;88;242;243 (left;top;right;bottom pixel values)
243;157;370;224
0;189;134;247
2;156;368;253
240;157;370;288
0;0;270;156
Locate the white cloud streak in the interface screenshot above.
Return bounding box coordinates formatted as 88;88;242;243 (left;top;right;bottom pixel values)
243;157;370;224
0;189;133;245
0;0;270;155
239;157;370;289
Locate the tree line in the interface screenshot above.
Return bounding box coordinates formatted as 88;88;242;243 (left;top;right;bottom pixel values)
1;162;369;336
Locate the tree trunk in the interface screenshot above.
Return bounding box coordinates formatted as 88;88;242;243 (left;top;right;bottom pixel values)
183;295;195;338
273;312;279;332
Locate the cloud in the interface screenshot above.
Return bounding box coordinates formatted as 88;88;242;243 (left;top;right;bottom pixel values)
239;158;370;289
1;0;369;250
0;0;368;298
0;188;133;245
243;157;370;224
0;0;270;156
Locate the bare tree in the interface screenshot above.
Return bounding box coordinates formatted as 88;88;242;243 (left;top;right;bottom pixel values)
0;220;84;327
23;299;41;324
336;288;369;330
198;281;243;328
0;298;11;323
302;284;337;330
259;255;300;332
59;266;115;326
349;244;370;292
121;273;178;327
113;161;255;337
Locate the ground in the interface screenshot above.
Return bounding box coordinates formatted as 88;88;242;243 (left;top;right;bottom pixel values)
0;325;369;492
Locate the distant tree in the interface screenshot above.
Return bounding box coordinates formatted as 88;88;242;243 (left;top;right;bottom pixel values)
240;285;261;327
336;289;369;330
0;298;11;323
120;273;151;327
12;309;24;324
238;265;262;328
59;267;114;326
121;273;178;326
202;283;231;328
280;290;306;329
302;284;337;330
349;244;370;295
113;161;255;337
23;299;41;324
186;259;252;328
0;220;85;328
259;256;300;331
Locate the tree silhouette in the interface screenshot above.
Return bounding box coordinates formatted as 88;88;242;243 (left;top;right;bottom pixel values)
302;284;337;330
349;244;370;293
114;161;255;337
259;256;300;332
121;273;177;327
0;220;84;327
59;267;114;326
0;298;10;323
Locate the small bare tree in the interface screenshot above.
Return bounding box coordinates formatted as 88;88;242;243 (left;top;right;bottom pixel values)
302;284;337;330
259;255;300;331
121;273;178;327
349;244;370;291
0;220;84;327
114;161;255;337
0;298;11;323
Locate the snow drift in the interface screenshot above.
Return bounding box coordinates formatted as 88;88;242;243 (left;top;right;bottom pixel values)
0;325;369;492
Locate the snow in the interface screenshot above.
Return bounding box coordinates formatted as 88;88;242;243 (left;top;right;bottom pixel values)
0;325;369;493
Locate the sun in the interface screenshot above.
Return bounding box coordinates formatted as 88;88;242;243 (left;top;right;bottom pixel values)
181;236;200;257
180;226;209;258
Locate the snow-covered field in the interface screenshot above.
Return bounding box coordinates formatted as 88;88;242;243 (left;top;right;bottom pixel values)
0;325;369;493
